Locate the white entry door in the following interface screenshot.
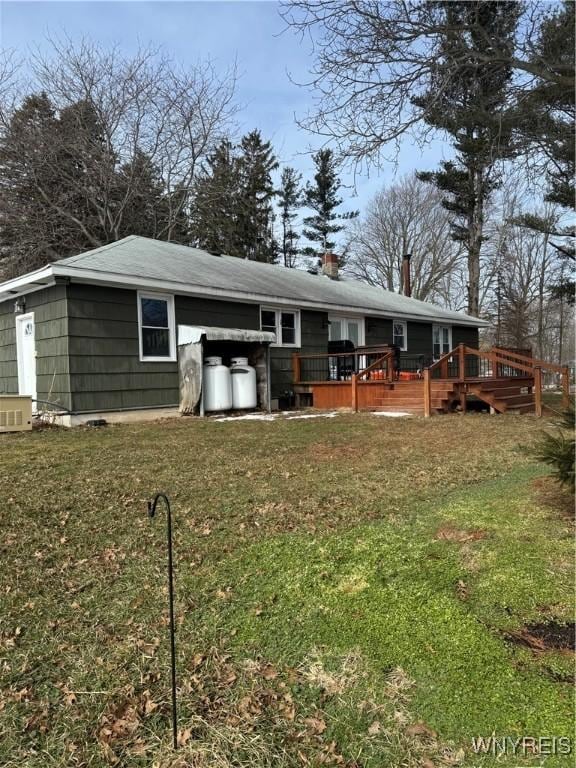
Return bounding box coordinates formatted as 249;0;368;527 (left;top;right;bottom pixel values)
16;312;37;403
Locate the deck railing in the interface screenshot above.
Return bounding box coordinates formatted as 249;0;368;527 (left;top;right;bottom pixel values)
293;345;395;384
493;347;571;413
293;343;570;417
424;344;570;416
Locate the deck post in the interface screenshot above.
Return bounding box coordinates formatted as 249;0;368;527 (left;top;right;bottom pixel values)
458;343;465;382
292;353;301;384
351;373;358;412
534;366;543;417
423;368;431;418
561;367;570;409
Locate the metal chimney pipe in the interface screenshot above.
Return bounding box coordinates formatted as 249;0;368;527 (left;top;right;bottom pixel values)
402;254;412;298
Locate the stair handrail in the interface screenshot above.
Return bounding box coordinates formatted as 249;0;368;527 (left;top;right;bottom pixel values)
357;351;395;382
427;347;458;375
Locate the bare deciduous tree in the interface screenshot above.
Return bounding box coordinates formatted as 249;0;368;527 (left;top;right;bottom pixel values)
344;174;466;306
0;37;238;276
280;0;571;167
481;179;574;364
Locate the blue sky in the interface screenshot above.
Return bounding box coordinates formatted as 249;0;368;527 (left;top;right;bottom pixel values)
0;1;451;216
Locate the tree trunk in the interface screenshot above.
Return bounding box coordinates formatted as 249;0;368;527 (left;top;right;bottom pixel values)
467;167;484;317
536;234;549;359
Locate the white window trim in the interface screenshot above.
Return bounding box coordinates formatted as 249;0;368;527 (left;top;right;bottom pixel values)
137;291;176;362
260;306;301;348
432;324;452;357
392;319;408;352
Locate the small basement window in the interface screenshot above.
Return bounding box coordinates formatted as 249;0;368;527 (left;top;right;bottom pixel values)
392;320;407;351
260;307;300;347
137;292;176;361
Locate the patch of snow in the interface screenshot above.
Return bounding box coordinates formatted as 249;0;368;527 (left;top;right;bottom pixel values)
371;411;413;417
212;410;339;423
284;412;338;420
212;413;277;422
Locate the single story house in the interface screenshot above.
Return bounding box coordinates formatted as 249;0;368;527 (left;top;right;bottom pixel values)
0;236;488;423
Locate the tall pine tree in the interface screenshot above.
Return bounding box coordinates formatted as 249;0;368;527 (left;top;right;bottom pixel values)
415;1;520;317
190;131;279;262
302;148;357;261
236;130;278;262
513;0;574;301
277;166;302;267
189;140;241;255
0;93;111;276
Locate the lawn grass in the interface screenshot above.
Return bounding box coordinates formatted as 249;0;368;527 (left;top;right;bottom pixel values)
1;413;573;767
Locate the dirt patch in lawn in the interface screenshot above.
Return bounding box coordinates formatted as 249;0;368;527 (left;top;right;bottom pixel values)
434;526;488;543
505;621;575;653
530;476;574;519
308;441;362;460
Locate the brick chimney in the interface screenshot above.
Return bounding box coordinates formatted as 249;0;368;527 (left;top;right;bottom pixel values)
322;252;339;280
402;253;412;297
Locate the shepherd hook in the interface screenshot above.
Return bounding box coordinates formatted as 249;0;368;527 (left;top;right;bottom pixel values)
147;492;178;749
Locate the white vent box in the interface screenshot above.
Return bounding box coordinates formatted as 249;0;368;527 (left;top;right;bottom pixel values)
0;395;33;433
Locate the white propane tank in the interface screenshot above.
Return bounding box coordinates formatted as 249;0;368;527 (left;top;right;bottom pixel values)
203;356;232;412
230;356;257;410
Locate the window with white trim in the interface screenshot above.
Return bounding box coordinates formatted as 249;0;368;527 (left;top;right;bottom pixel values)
137;292;176;361
260;307;300;347
392;320;407;351
432;325;452;359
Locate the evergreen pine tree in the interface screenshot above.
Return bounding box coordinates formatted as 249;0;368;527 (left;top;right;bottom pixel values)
277;166;302;267
514;0;574;301
302;148;358;261
236;130;278;262
116;149;170;240
415;1;520;317
0;93;112;275
189;140;241;255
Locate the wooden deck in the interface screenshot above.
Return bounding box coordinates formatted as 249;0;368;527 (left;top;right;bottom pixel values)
292;345;571;417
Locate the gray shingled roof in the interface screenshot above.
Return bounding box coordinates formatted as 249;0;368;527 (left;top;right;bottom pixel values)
55;235;486;326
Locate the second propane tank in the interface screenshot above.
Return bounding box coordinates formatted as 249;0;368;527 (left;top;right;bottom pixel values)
230;356;257;409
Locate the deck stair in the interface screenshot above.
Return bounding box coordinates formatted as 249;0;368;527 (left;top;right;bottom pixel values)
467;378;535;414
369;380;458;415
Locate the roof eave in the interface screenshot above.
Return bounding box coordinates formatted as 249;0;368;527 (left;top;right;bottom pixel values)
0;265;56;303
51;264;489;327
0;262;489;328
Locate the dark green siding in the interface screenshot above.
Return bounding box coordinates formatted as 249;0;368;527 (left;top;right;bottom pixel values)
0;297;17;395
175;295;259;331
1;278;482;413
405;321;433;355
365;317;392;346
0;285;71;410
270;310;328;398
452;325;479;348
67;284;264;412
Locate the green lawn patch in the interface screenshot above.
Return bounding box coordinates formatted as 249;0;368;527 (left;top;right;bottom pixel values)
1;414;573;766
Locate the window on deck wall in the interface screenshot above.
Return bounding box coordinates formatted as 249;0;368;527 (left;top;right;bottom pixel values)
392;320;407;351
260;307;300;347
137;292;176;361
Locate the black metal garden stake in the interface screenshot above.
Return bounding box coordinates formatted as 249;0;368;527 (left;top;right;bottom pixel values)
147;493;178;750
